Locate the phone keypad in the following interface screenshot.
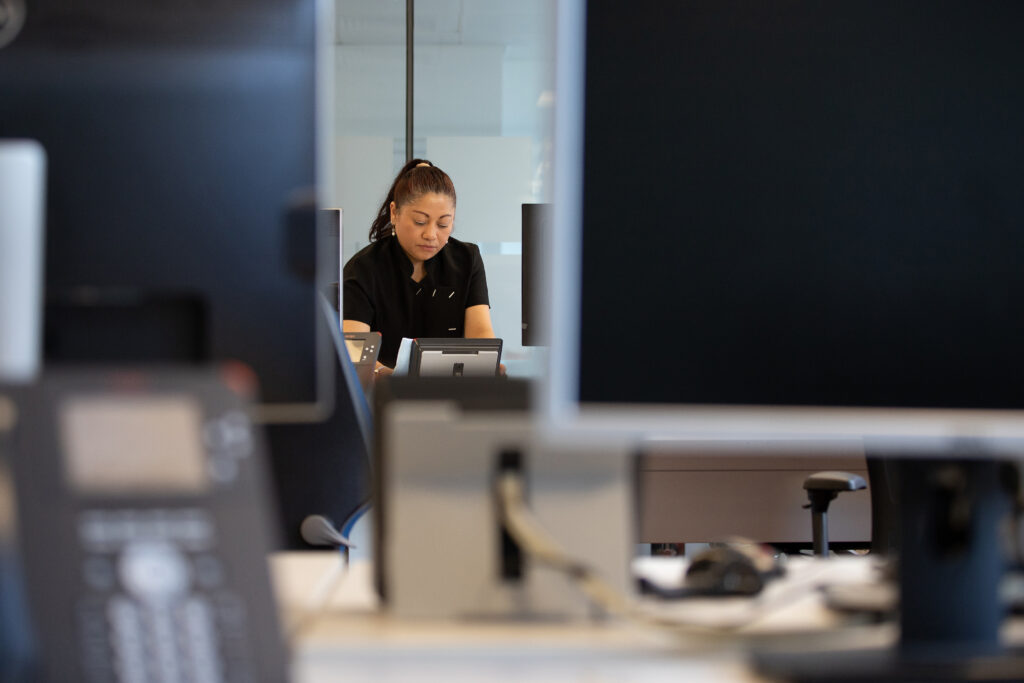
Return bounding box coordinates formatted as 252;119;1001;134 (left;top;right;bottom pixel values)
75;508;255;683
79;509;215;552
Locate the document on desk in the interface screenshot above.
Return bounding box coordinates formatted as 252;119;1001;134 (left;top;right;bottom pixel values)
633;555;886;635
393;337;413;376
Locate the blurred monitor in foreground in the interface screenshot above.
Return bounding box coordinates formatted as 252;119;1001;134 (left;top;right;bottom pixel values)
0;0;373;549
546;0;1024;676
547;0;1024;445
0;0;331;423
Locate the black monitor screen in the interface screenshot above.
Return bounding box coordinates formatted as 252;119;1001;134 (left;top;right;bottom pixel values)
0;0;324;416
579;0;1024;410
522;203;550;347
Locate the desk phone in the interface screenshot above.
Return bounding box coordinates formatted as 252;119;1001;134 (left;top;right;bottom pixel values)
344;331;381;391
11;368;289;683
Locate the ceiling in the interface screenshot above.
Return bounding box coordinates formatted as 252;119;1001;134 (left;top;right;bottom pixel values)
334;0;553;48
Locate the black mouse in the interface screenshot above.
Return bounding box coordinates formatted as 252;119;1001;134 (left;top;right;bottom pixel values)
684;546;766;596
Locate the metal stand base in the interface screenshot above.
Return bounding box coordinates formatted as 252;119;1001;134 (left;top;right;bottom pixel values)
755;457;1019;682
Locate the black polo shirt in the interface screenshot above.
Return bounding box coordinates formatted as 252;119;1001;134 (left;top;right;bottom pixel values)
342;235;490;367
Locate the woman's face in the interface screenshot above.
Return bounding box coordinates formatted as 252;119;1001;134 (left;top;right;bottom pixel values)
390;192;455;267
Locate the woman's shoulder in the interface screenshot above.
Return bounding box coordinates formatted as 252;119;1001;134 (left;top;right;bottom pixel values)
442;236;481;260
344;238;392;274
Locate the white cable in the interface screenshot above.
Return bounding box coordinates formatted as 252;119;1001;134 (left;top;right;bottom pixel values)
495;471;634;618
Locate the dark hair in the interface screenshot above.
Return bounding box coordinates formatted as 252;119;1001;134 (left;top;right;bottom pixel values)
369;158;457;241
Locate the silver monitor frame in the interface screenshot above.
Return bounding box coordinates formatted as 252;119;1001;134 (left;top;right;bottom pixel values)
409;339;502;378
0;139;45;385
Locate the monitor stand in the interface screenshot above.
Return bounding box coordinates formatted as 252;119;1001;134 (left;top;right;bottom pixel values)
754;455;1024;681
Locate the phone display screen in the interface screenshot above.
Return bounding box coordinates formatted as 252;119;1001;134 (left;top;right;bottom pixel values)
344;338;365;363
60;396;208;494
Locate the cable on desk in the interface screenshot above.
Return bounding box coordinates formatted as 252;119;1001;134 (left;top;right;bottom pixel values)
495;470;633;618
495;470;867;636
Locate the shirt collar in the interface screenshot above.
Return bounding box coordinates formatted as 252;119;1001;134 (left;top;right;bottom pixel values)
386;235;416;279
388;234;447;281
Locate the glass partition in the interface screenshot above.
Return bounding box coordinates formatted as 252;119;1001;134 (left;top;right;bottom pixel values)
331;0;554;373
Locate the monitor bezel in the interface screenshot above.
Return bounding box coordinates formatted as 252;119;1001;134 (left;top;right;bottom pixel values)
538;0;1024;452
261;0;336;423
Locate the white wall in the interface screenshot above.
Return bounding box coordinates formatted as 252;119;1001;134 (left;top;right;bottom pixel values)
426;136;533;347
333;136;394;259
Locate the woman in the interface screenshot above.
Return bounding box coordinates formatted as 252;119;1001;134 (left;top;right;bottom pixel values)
342;159;497;374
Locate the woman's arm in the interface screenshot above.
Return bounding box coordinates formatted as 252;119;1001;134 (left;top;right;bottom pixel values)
342;319;370;333
464;304;496;338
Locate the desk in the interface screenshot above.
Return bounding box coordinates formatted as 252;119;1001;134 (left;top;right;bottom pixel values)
292;614;762;682
269;553;910;682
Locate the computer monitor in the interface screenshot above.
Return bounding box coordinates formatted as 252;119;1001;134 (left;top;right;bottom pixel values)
371;377;532;604
321;297;373;452
0;1;379;549
409;338;503;378
546;0;1024;673
546;0;1024;445
261;223;372;549
0;0;332;423
521;204;550;347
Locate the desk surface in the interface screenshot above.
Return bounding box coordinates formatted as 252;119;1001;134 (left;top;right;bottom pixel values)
269;553;919;683
295;626;760;683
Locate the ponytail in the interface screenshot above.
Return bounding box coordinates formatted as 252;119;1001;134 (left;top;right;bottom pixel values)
368;158;457;241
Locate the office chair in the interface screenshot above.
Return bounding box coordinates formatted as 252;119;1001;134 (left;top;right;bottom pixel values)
802;471;867;556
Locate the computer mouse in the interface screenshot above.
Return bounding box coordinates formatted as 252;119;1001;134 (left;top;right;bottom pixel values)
684;546;766;596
